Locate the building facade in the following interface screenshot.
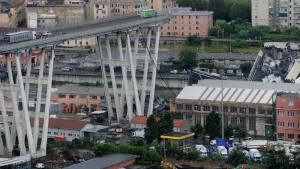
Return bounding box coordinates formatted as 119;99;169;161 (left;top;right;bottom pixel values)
175;80;300;137
0;0;26;27
276;92;300;143
161;8;213;37
147;0;176;12
252;0;300;27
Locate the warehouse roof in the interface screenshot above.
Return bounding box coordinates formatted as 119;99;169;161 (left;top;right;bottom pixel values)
176;80;300;104
56;86;105;95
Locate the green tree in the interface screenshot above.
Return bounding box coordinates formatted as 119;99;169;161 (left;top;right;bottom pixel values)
178;48;198;68
227;147;249;166
229;0;251;21
190;123;204;140
240;62;252;75
261;145;291;169
224;124;247;142
177;0;208;11
205;111;221;140
144;115;159;144
186;35;202;46
158;112;174;142
208;0;227;20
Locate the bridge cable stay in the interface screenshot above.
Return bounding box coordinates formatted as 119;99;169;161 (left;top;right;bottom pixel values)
141;30;178;99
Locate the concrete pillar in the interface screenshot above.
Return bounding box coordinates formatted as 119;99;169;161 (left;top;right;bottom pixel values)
33;48;45;148
105;35;121;121
141;29;152;114
41;47;55;153
127;33;142;116
97;36;113;120
25;49;33;99
147;27;160;116
117;33;133;121
6;54;26;155
16;52;36;155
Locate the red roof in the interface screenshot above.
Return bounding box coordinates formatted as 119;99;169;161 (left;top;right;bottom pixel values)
131;116;183;127
30;117;88;130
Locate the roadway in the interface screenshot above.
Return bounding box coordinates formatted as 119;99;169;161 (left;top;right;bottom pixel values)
0;14;170;54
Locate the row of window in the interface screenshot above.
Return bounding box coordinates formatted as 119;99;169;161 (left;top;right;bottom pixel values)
177;104;272;115
278;133;300;139
58;94;106;100
47;131;79;137
278;111;300;117
277;122;300;128
166;26;202;30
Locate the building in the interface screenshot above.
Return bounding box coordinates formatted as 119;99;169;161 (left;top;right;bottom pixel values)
130;116;184;132
27;12;58;29
175;79;300;137
275;92;300;143
161;8;213;37
147;0;176;12
52;86;106;113
63;153;140;169
252;0;300;27
0;0;26;27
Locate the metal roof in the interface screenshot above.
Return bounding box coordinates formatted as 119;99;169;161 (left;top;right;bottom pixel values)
176;80;300;104
63;153;139;169
56;86;105;95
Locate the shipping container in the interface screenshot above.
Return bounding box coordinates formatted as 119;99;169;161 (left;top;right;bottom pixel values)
140;9;157;18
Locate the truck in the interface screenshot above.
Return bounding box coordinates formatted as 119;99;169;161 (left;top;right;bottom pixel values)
249;149;262;163
245;140;268;149
132;129;145;138
4;31;36;43
217;146;228;158
140;9;157;18
242;150;250;160
195;145;207;156
216;138;232;148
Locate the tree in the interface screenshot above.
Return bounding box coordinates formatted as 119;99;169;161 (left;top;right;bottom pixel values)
240;62;252;75
205;111;221;140
158;112;174;142
208;0;227;21
229;0;251;21
261;145;291;169
227;147;249;166
186;35;202;46
144;115;158;144
190;123;204;140
177;0;208;11
224;124;247;142
178;48;198;69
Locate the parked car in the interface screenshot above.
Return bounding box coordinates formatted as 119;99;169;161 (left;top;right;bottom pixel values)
42;31;52;37
36;163;45;168
61;67;73;72
170;70;178;74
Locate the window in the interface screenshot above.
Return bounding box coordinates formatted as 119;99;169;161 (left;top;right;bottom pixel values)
90;96;97;99
194;105;201;111
203;106;210;111
69;95;76;99
54;132;58;135
288;122;294;128
230;107;237;113
265;118;272;124
231;117;237;124
298;112;300;117
267;109;273;115
288;100;294;106
223;106;228;112
288;134;294;139
185;114;192;121
68;133;72;136
278;121;284;127
48;131;51;134
278;111;284;116
100;96;105;99
79;95;86;99
240;108;246;114
58;94;65;98
278;133;284;139
288;111;294;117
196;114;201;123
212;106;219;112
298;134;300;139
177;104;183;110
249;108;256;114
185;104;192;110
249;117;256;130
240;117;246;125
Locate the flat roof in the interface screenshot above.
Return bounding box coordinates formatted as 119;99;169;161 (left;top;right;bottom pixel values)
56;86;105;95
63;153;139;169
161;132;195;140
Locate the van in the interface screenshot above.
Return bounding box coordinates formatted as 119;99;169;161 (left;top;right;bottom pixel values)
36;163;45;168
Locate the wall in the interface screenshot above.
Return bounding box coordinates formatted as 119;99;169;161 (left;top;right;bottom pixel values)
166;157;230;169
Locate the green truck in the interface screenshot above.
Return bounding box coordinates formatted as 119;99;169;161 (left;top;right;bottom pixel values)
140;9;157;18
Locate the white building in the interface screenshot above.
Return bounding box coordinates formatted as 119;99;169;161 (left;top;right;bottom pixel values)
252;0;300;27
175;80;300;137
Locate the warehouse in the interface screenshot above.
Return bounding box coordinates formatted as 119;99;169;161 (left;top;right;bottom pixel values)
175;80;300;137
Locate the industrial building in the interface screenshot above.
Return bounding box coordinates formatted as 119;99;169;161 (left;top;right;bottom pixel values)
175;79;300;137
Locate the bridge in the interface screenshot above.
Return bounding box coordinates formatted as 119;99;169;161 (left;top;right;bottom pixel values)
0;13;170;165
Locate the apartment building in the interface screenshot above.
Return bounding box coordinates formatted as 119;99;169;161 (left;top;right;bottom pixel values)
252;0;300;27
175;79;300;137
161;8;213;37
276;92;300;143
147;0;176;12
0;0;26;27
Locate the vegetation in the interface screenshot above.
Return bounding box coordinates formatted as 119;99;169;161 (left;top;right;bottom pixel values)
227;147;249;166
205;111;221;140
190;123;204;140
224;123;247;142
157;112;174;142
178;47;198;68
240;62;253;76
144;115;159;144
261;145;291;169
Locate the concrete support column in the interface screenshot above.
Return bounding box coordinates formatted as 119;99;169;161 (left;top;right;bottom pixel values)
33;48;45;148
97;36;113;120
6;54;26;155
127;33;142;116
117;33;133;121
41;47;55;153
140;29;152;114
16;52;36;155
147;27;160;116
0;134;4;155
106;35;121;121
25;49;33;99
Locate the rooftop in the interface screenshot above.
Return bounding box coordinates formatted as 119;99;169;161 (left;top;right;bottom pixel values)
131;116;183;127
161;132;195;140
56;86;105;95
63;153;139;169
30;117;88;130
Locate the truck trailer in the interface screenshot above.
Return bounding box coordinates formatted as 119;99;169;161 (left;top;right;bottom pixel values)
249;149;262;163
4;31;36;43
140;9;157;18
